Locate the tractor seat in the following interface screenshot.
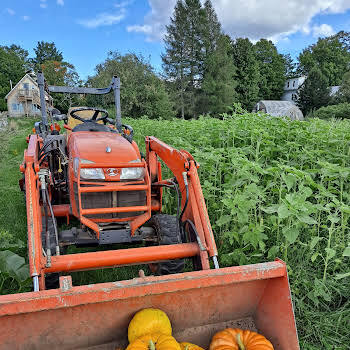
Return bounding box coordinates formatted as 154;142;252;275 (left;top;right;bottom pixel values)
72;121;114;133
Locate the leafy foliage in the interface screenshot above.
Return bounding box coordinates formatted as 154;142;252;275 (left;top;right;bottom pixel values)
232;38;260;110
0;250;30;294
254;39;286;101
298;32;350;86
297;67;331;114
313;103;350;119
334;71;350;103
0;45;28;111
87;52;174;119
129;113;350;348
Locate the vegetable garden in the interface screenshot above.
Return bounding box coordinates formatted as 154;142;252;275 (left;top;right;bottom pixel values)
0;113;349;349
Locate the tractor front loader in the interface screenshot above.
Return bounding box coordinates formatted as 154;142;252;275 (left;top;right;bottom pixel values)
0;72;300;350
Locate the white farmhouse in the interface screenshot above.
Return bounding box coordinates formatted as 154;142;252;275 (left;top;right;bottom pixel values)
281;76;306;103
5;72;53;117
281;75;340;104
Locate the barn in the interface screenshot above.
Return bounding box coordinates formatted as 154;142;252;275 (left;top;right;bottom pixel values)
253;100;304;121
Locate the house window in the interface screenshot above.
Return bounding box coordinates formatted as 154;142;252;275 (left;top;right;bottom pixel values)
23;83;29;90
287;82;290;88
31;104;39;112
12;103;23;112
293;81;295;87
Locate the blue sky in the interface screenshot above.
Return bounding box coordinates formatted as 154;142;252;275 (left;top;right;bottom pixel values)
1;0;350;80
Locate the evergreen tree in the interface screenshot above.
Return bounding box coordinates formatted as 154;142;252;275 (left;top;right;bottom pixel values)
297;67;331;115
254;39;286;100
200;35;237;115
162;0;206;118
283;54;297;79
232;38;260;110
203;0;221;55
30;41;63;69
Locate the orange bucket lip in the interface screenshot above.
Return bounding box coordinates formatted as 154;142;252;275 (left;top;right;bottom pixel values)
0;259;299;350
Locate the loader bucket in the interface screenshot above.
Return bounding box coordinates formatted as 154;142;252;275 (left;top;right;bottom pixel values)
0;260;299;350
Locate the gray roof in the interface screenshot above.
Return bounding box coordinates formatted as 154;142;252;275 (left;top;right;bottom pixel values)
254;100;304;121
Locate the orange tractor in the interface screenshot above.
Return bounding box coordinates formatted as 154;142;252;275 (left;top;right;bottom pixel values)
0;72;300;349
19;72;219;290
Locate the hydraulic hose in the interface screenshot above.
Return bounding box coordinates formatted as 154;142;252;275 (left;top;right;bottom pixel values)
45;188;60;256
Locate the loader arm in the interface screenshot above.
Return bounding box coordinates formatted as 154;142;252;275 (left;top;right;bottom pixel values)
146;136;219;270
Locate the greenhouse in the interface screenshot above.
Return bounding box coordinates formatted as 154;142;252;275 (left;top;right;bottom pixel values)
253;100;304;120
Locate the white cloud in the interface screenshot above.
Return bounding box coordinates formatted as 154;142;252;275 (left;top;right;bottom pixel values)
115;0;132;9
78;10;126;28
127;0;175;40
5;8;15;15
40;0;47;9
78;1;132;28
128;0;350;42
312;23;336;37
57;0;64;6
22;15;30;21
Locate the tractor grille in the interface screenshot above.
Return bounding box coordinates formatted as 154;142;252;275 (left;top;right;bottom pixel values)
73;183;146;219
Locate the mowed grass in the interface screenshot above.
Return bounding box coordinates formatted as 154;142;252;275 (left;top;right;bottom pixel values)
0;114;350;349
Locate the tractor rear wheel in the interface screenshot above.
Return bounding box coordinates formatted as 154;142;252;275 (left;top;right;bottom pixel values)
148;214;185;275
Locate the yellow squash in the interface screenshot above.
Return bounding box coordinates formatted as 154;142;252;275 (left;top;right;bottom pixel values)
180;342;205;350
128;308;172;343
126;333;180;350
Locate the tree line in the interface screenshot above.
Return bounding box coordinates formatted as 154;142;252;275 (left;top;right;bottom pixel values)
1;0;350;118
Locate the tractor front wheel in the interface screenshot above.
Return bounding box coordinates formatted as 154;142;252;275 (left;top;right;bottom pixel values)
148;214;185;275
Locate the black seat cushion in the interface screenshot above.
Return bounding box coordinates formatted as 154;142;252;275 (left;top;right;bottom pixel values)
72;121;113;133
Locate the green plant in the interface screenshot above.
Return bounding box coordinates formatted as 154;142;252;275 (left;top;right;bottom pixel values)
0;250;31;294
313;103;350;120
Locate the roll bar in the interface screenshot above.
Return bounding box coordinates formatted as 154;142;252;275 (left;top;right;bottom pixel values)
37;71;122;132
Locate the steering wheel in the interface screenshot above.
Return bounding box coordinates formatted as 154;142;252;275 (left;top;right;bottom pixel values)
70;107;109;124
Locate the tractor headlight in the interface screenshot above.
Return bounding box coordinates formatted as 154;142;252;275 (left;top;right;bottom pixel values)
120;159;144;180
73;158;105;180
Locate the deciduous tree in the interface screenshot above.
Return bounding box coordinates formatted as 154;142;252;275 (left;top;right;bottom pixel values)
254;39;286;100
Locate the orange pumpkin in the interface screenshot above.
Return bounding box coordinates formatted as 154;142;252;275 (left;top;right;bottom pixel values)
209;328;274;350
180;342;205;350
126;333;181;350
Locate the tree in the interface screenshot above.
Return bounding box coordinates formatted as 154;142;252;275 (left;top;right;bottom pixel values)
203;0;221;55
0;45;28;111
41;60;81;112
162;0;207;118
283;53;297;79
254;39;286;100
200;35;237;115
232;38;260;110
334;71;350;103
30;41;63;69
298;32;350;86
297;67;331;115
87;51;174;119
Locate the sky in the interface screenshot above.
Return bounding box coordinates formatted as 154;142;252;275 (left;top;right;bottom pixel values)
1;0;350;80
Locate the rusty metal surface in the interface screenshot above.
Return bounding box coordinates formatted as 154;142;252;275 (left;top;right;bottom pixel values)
0;261;299;350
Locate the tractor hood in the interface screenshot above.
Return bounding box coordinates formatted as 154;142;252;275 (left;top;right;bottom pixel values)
68;132;140;163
